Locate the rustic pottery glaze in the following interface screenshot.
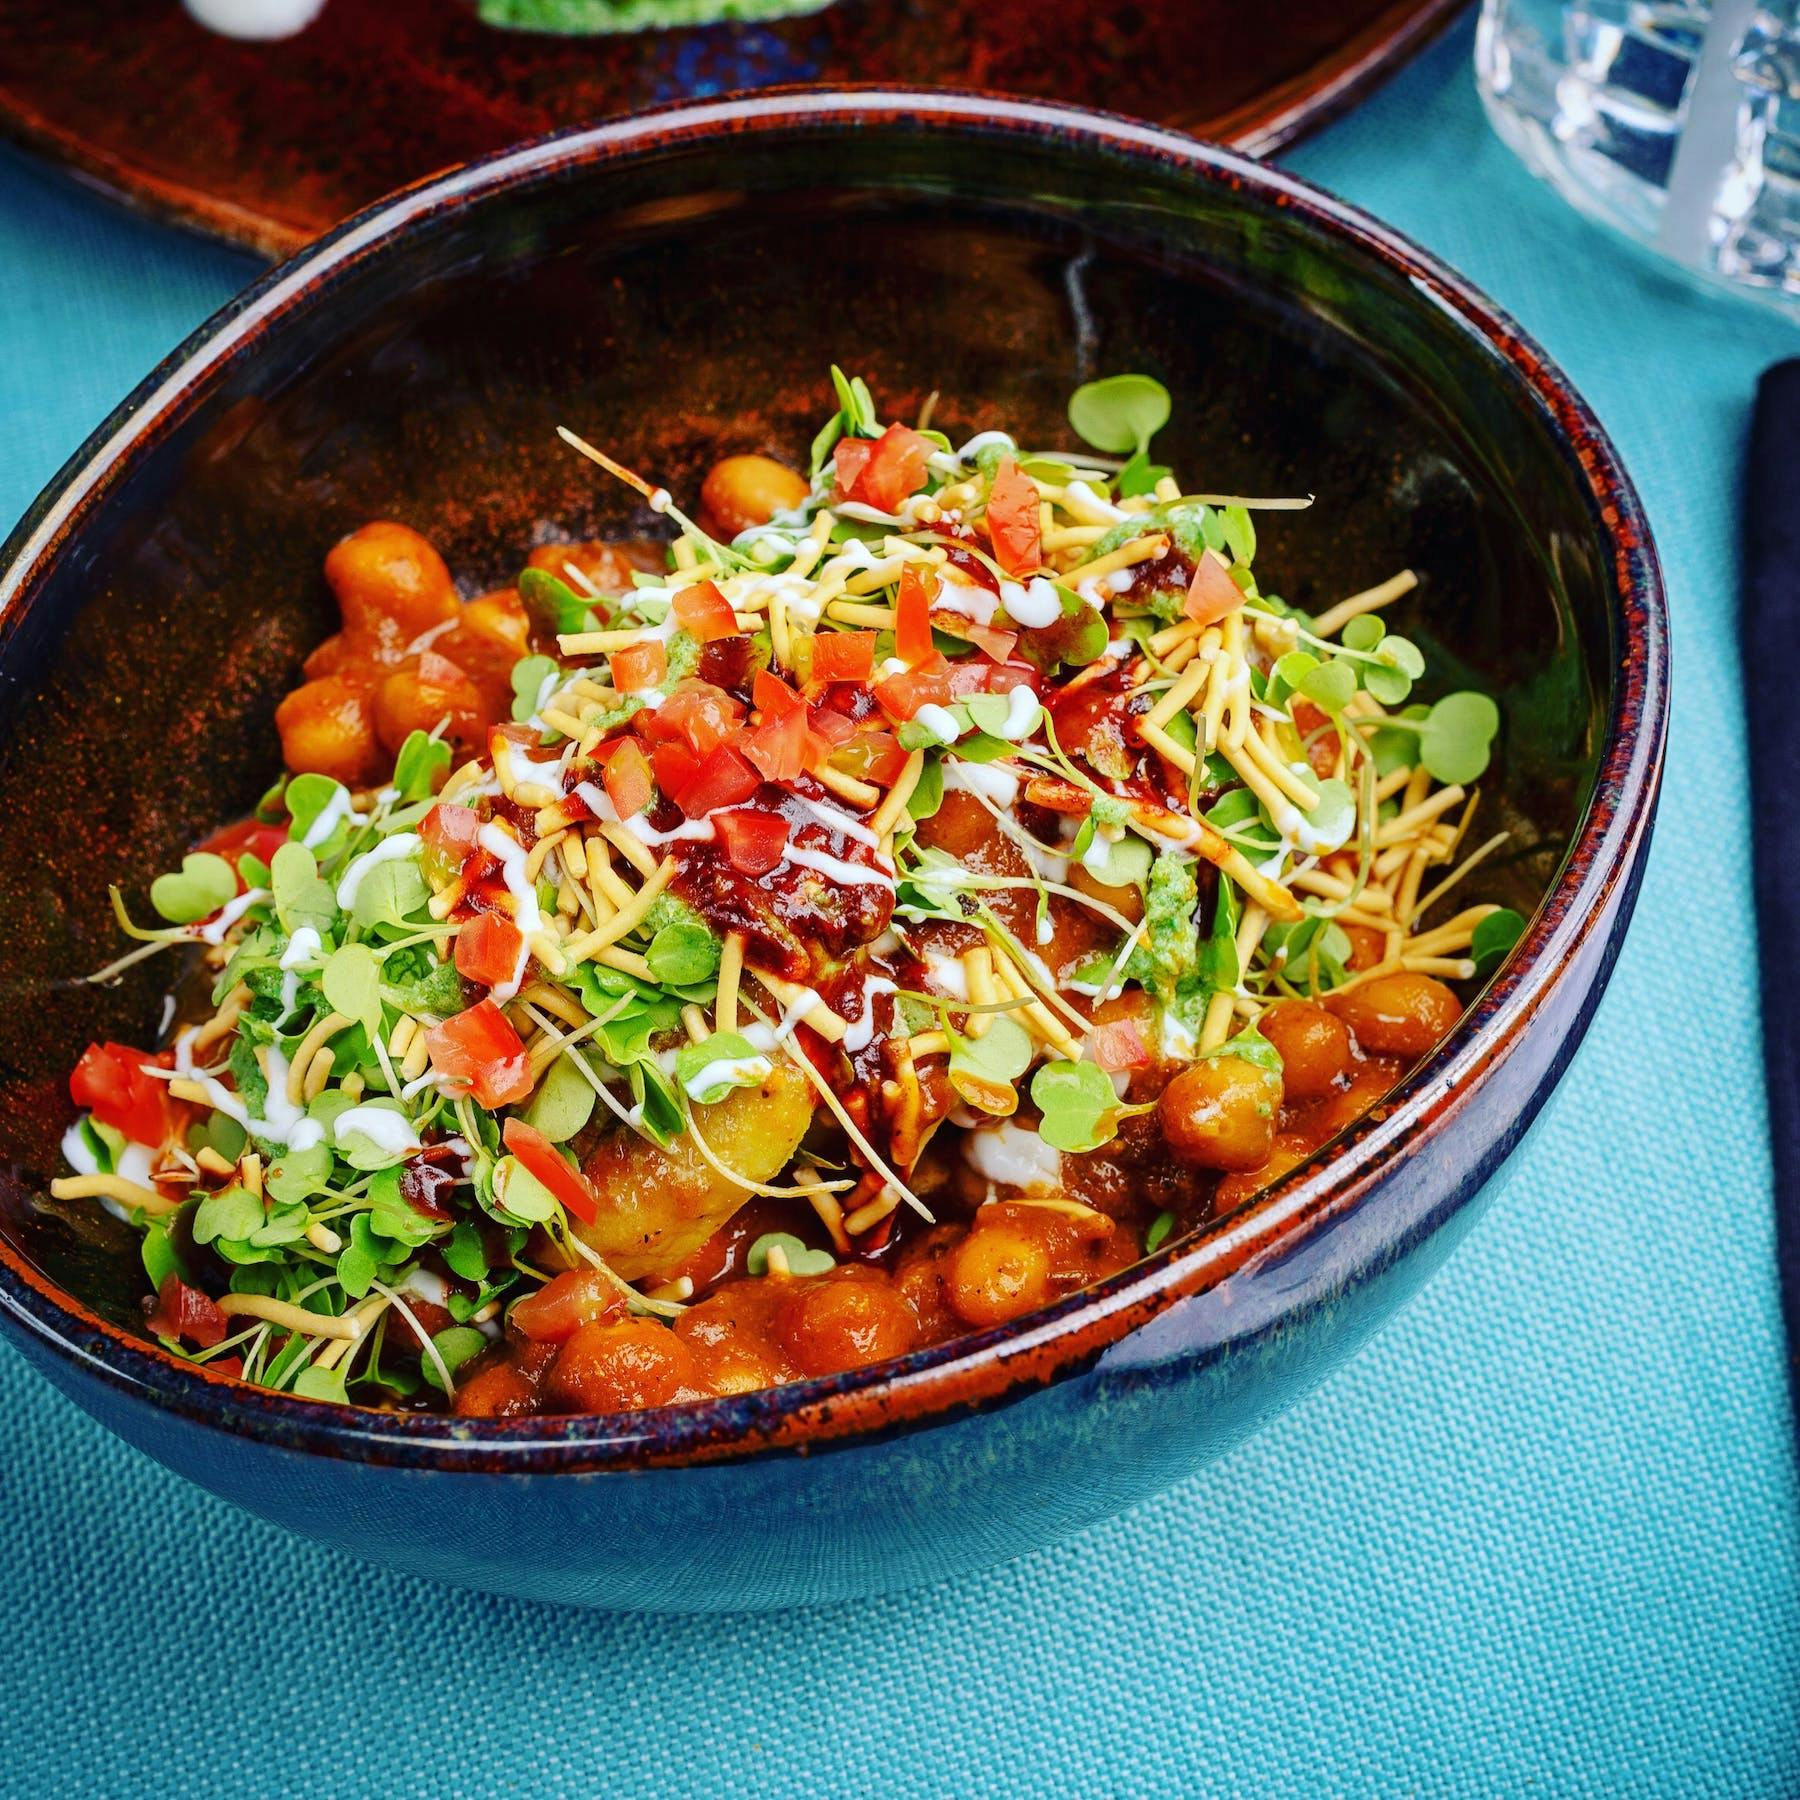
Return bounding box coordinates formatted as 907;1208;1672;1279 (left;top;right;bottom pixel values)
0;0;1464;257
0;94;1666;1610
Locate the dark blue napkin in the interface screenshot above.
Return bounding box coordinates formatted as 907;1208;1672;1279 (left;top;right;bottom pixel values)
1747;359;1800;1382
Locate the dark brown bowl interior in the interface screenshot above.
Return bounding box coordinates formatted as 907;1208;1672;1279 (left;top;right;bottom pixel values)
0;101;1608;1353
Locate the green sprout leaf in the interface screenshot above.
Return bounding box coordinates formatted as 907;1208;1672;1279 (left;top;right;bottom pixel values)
321;942;384;1039
1067;373;1171;456
746;1230;835;1277
674;1032;773;1105
392;730;451;802
646;918;721;987
1144;1211;1176;1255
522;1052;599;1143
1471;906;1526;977
350;859;430;933
192;1184;263;1247
285;774;351;847
270;842;336;938
264;1141;334;1206
1297;658;1357;714
1030;1060;1122;1153
442;1221;489;1284
1418;692;1501;785
492;1155;559;1225
149;853;238;925
292;1364;349;1405
1340;613;1386;652
510;654;561;724
519;564;598;636
947;1015;1033;1116
421;1326;489;1394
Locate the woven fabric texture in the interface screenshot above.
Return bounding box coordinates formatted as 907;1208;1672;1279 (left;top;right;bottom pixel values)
1;19;1795;1796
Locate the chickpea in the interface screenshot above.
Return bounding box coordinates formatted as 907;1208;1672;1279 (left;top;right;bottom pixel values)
373;666;483;757
451;1353;539;1419
1158;1055;1283;1171
1341;923;1387;972
453;590;532;660
544;1320;704;1414
944;1222;1052;1328
774;1272;919;1377
324;521;458;647
701;455;811;539
1327;972;1461;1057
1259;1000;1353;1100
1069;860;1146;925
527;540;646;599
1213;1132;1314;1213
274;676;382;785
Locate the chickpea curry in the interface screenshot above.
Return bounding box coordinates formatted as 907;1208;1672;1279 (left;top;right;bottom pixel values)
55;371;1521;1418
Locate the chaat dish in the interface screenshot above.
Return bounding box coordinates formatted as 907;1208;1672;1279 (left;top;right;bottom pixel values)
54;371;1519;1417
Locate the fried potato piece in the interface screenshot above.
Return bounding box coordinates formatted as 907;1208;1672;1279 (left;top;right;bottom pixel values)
571;1064;814;1281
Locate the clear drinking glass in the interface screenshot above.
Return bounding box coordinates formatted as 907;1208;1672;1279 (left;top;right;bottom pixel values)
1476;0;1800;312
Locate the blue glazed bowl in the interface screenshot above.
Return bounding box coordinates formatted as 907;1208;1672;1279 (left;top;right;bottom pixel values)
0;91;1666;1610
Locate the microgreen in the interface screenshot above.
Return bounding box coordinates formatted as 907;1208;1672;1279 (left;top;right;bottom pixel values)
1417;692;1500;785
1067;373;1171;456
674;1032;772;1105
746;1231;835;1277
519;564;599;636
421;1326;488;1394
510;654;561;724
647;917;721;987
392;729;451;802
321;942;385;1039
1144;1211;1176;1254
523;1052;599;1142
1471;906;1525;976
149;852;237;926
270;842;336;937
946;1016;1033;1116
285;774;351;848
1030;1059;1124;1153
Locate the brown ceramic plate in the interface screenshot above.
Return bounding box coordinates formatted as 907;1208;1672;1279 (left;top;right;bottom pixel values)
0;0;1464;259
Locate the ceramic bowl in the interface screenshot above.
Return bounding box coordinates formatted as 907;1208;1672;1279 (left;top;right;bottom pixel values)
0;91;1666;1610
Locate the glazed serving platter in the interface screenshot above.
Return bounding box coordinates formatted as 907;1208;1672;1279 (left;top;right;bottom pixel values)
0;0;1465;258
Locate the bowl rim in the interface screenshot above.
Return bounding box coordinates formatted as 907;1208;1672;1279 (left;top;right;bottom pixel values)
0;86;1668;1474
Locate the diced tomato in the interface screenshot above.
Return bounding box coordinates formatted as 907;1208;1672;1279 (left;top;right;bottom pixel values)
508;1266;623;1343
715;807;790;875
986;457;1042;576
671;579;738;643
1092;1018;1152;1072
947;659;999;698
753;669;804;719
895;565;938;667
603;738;655;820
421;801;482;883
833;424;933;514
611;640;667;693
744;704;813;782
983;662;1040;696
807;704;856;747
455;911;524;989
873;653;955;722
502;1118;599;1225
1184;550;1245;625
810;631;876;684
640;682;744;754
833;729;909;788
424;1000;532;1109
676;744;762;817
70;1042;174;1148
651;740;702;805
956;621;1019;664
1291;698;1339;780
198;817;289;878
145;1274;228;1350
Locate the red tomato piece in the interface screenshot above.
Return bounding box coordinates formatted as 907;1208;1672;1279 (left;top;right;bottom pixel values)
197;817;289;878
1184;550;1245;625
744;704;813;782
671;579;739;643
650;741;702;806
834;729;908;788
715;807;790;875
857;425;935;513
832;435;876;499
146;1274;228;1350
509;1266;624;1343
872;654;955;722
1092;1018;1152;1072
455;911;524;989
611;640;667;694
961;622;1019;664
641;682;745;754
986;456;1042;576
807;704;856;746
753;669;804;719
895;565;938;667
502;1118;599;1225
424;1000;532;1110
70;1042;174;1148
810;631;876;684
983;663;1040;696
678;744;763;817
604;738;655;820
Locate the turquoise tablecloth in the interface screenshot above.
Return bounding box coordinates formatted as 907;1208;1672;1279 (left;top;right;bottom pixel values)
2;19;1795;1795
